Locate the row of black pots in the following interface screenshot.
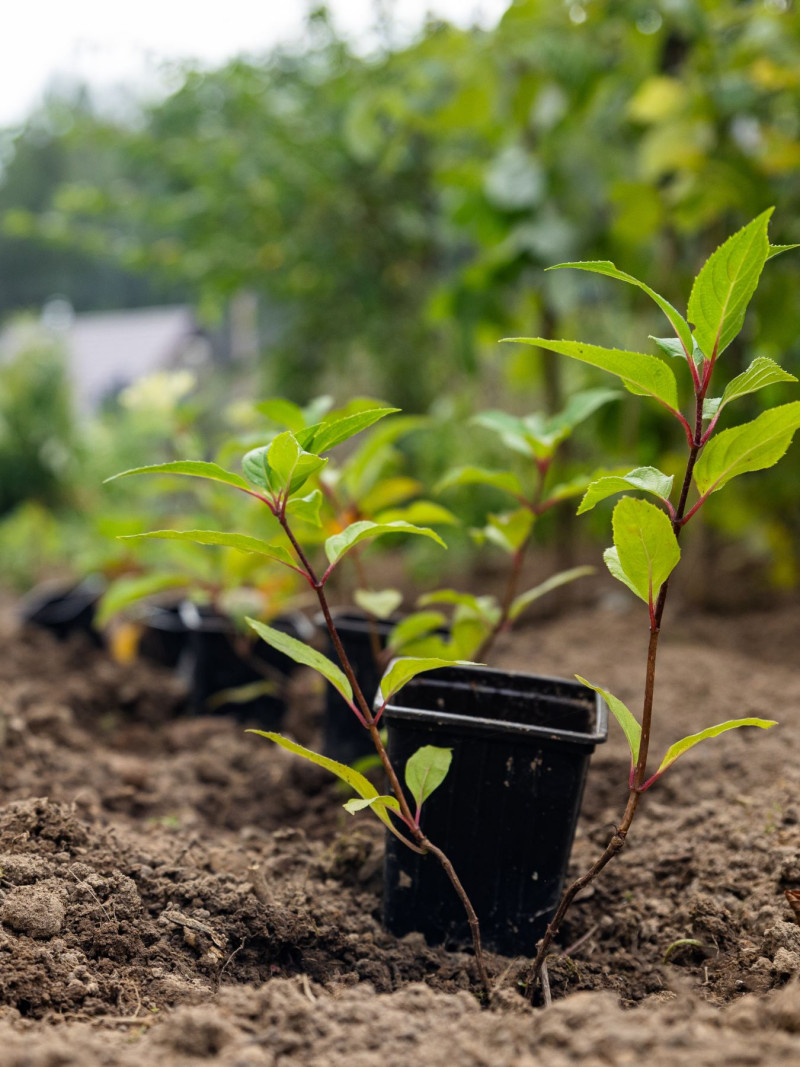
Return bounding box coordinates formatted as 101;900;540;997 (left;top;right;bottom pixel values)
20;581;609;959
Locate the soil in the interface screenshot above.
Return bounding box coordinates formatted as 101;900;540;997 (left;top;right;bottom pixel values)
0;591;799;1065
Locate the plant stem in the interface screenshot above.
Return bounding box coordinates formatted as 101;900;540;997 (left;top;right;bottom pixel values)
277;511;491;994
526;394;705;1001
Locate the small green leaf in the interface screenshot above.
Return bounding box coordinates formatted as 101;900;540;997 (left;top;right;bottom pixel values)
246;617;352;703
418;589;495;620
303;407;400;454
374;501;458;526
481;508;535;554
508;565;595;622
687;209;772;358
324;520;446;567
578;467;674;515
694;402;800;496
359;476;420;515
119;530;296;568
435;466;524;497
388;610;447;653
255;397;307;431
243;441;326;495
656;718;777;776
504;339;679;414
610;497;680;606
703;357;797;421
545;388;621;438
651;334;705;370
405;745;452;810
379;658;460;703
248;731;397;830
576;676;641;767
285;489;324;526
549;260;693;353
242;446;275;493
353;588;403;619
96;572;189;627
267;431;302;485
343;795;401;815
104;460;251;493
472;411;534;457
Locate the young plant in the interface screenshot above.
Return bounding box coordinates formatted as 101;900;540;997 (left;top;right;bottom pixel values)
508;209;797;998
106;404;491;992
398;393;619;661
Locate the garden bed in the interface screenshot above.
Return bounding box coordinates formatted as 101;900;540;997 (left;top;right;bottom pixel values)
0;594;799;1064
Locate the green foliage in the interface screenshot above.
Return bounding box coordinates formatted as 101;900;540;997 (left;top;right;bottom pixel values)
687;210;772;359
654;718;777;778
247;731;400;830
405;746;453;812
246;617;353;705
119;529;295;569
575;677;641;769
378;658;459;704
105;460;251;493
578;467;673;515
605;497;680;608
703;358;798;421
323;520;446;567
694;403;800;497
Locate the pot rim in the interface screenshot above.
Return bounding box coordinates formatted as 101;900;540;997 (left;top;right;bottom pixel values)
378;661;608;748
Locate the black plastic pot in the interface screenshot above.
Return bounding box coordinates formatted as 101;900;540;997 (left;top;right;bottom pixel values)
318;611;394;764
18;576;106;646
381;664;607;957
181;603;314;728
136;603;191;669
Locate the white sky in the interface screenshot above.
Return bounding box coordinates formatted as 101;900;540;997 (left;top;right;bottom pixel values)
0;0;509;128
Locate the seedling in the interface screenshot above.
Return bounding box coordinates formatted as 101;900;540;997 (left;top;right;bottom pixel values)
398;395;619;660
508;209;797;998
106;403;491;991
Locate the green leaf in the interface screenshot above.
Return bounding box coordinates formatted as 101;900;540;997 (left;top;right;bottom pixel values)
247;731;397;829
343;795;401;815
246;617;352;703
255;397;307;431
549;260;693;353
482;508;535;553
104;460;251;493
405;745;452;810
96;572;189;627
379;658;459;703
358;476;421;515
546;388;621;437
119;529;296;569
767;243;800;261
504;338;679;414
418;589;496;620
324;520;446;566
268;431;302;484
603;546;643;600
508;566;595;622
578;467;674;515
656;718;777;776
610;497;680;606
388;610;447;653
472;411;534;457
687;209;772;358
702;357;797;420
374;501;458;526
303;407;400;454
576;676;641;767
353;588;403;619
651;334;705;370
694;402;800;496
285;489;324;526
243;440;326;495
435;466;524;497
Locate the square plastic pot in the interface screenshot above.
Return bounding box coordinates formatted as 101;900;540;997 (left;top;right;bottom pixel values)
18;576;106;647
181;603;314;728
380;663;607;957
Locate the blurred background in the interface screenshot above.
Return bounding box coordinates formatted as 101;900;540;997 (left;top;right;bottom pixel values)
1;0;799;605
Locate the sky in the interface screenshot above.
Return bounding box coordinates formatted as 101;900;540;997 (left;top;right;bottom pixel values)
0;0;509;128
